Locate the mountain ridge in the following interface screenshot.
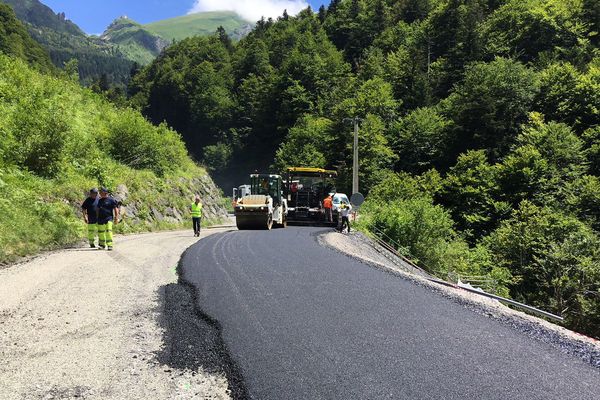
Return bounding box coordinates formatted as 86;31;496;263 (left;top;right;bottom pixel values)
0;0;254;74
100;11;253;65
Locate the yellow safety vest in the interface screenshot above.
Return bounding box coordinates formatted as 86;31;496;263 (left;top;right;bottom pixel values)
191;202;203;218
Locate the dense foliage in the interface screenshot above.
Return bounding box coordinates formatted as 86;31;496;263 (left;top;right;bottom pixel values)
0;51;217;264
0;4;53;72
131;0;600;336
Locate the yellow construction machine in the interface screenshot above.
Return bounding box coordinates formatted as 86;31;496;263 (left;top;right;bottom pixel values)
234;173;288;230
284;167;338;226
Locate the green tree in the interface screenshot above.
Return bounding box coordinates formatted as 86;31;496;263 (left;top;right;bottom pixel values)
445;58;538;160
273;116;333;171
391;106;452;173
480;0;593;65
442;150;507;240
536;61;600;133
485;201;600;336
497;117;586;207
583;126;600;175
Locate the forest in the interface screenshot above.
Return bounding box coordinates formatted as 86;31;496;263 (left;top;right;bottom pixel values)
129;0;600;337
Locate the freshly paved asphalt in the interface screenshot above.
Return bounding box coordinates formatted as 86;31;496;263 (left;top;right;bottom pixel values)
180;227;600;400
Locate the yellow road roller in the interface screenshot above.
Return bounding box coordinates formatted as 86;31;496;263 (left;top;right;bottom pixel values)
235;174;288;230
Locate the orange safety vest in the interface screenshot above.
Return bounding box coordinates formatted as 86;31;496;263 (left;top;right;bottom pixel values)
323;197;333;209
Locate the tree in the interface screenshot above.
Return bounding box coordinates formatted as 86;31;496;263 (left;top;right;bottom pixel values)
583;126;600;176
442;150;506;240
445;58;538;161
485;201;600;336
335;77;399;121
536;61;600;133
497;117;586;208
318;5;327;23
479;0;593;65
273;116;332;171
216;26;234;53
355;114;398;193
391;106;452;173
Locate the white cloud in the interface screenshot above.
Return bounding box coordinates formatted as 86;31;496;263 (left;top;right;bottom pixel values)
188;0;310;22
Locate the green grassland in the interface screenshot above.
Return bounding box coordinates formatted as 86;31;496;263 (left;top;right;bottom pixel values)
144;11;251;42
101;17;167;65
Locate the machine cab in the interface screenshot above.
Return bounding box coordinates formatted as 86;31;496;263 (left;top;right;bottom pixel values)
250;174;283;205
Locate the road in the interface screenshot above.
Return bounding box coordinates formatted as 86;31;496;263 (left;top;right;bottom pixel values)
181;227;600;400
0;229;232;400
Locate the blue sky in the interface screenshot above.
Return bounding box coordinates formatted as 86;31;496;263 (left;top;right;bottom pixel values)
43;0;328;34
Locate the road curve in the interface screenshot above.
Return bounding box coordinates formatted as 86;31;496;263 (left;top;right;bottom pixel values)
181;227;600;400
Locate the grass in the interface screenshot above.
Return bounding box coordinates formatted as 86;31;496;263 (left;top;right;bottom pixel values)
144;11;251;42
0;54;226;265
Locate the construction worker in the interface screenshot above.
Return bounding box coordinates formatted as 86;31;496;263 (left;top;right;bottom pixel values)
81;188;100;248
97;187;119;251
190;196;203;237
338;201;351;233
323;194;333;223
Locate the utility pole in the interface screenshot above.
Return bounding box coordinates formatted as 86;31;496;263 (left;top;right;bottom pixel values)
352;117;360;195
344;117;362;195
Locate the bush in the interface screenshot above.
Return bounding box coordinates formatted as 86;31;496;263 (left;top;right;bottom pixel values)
0;54;219;263
485;201;600;336
362;197;455;272
107;110;188;176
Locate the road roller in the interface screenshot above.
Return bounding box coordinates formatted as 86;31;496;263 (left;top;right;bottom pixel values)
235;173;288;230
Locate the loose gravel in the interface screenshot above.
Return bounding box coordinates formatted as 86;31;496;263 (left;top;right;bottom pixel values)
0;229;234;400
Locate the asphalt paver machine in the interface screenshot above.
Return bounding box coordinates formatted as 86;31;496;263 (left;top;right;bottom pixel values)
284;167;338;226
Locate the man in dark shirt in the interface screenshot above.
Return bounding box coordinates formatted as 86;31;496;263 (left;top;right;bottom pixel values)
97;187;120;251
81;188;99;248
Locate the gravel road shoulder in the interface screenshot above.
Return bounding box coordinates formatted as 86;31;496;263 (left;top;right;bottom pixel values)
320;230;600;369
0;228;235;400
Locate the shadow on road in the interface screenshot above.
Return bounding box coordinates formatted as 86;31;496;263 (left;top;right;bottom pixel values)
156;255;249;399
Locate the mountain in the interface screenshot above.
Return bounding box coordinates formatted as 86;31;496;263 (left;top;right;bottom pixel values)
1;0;253;83
143;11;253;42
0;3;53;72
99;12;253;66
0;0;82;36
101;17;168;66
0;0;133;85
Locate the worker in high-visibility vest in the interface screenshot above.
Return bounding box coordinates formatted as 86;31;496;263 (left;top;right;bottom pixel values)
97;187;119;250
81;188;100;248
323;194;333;223
190;196;203;237
338;202;351;233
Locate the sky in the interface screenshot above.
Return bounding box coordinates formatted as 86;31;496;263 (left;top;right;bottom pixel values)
43;0;329;34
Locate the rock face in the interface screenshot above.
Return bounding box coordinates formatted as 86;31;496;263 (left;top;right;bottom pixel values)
115;173;228;229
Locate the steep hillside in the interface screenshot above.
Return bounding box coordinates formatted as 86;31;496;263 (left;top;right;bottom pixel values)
0;0;82;35
0;3;53;72
101;17;168;65
0;0;133;85
144;11;253;42
0;51;227;264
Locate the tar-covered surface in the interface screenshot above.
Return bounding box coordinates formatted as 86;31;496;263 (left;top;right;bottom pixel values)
180;227;600;400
